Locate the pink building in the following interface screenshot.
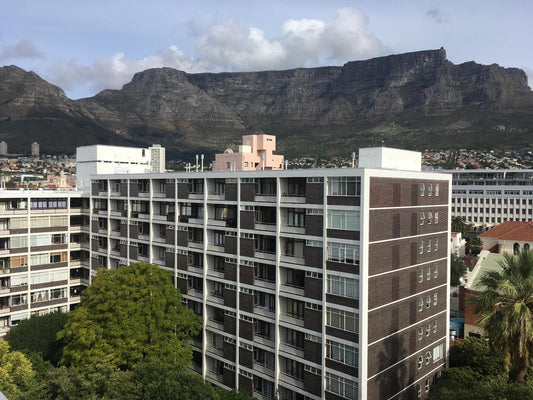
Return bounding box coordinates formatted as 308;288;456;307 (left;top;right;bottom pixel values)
213;134;284;171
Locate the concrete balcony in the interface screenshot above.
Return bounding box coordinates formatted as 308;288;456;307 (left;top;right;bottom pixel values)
189;218;204;225
254;251;276;262
254;362;275;378
188;241;204;250
280;195;306;204
206;346;224;358
206;319;224;331
255;195;276;203
279;343;304;359
280;225;305;235
280;284;305;298
255;223;276;232
280;254;305;265
207;294;224;306
207;219;226;227
207;244;225;252
279;313;305;328
279;373;305;390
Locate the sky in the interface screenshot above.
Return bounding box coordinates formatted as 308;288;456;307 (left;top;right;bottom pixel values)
1;0;532;99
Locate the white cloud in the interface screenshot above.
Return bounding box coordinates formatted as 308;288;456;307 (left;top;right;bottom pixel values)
0;39;43;61
45;7;386;98
197;7;385;71
47;46;205;96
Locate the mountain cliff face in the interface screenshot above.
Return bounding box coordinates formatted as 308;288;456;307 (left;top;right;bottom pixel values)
1;49;532;157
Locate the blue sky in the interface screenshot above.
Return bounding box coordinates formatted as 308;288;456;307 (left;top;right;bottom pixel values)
2;0;532;99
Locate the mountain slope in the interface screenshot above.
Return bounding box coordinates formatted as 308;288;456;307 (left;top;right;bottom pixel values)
1;48;532;157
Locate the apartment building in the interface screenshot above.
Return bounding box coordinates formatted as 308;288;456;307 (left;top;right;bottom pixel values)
445;169;533;230
88;147;451;400
0;190;90;336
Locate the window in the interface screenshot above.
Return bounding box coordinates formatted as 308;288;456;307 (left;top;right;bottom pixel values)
326;307;358;333
433;343;444;361
418;298;424;312
287;208;305;227
418;327;423;341
433;320;438;333
427;211;433;224
326;372;357;400
285;328;304;349
326;340;358;367
417;355;423;369
214;231;225;246
426;295;431;308
428;183;433;196
327;209;360;230
419;241;424;255
425;378;430;392
433;293;438;306
420;183;425;197
434;265;438;279
426;239;431;253
425;324;430;337
327;275;359;299
328;177;360;196
11;294;27;306
418;269;424;283
327;242;359;265
284;358;304;380
426;267;431;281
419;212;425;226
425;351;432;365
434;238;439;252
286;298;304;319
435;183;440;196
30;271;48;285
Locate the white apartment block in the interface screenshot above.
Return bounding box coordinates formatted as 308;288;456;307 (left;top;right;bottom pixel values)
0;190;90;336
444;169;533;229
76;144;165;189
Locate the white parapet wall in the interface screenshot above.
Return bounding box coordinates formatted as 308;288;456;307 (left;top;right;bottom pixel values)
358;147;421;172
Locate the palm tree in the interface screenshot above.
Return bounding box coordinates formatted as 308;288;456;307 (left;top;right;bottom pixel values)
471;250;533;383
451;216;471;235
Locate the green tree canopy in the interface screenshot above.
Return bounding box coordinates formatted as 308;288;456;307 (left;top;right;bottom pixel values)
4;311;68;366
0;341;35;399
470;250;533;383
448;337;505;376
450;254;468;286
58;262;201;370
451;216;471;235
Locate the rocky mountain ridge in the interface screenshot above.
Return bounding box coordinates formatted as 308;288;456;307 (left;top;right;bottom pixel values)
1;48;532;158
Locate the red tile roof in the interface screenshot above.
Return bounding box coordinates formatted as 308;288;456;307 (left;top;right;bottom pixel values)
479;221;533;241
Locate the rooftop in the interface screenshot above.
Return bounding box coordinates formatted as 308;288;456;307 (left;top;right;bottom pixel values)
479;221;533;241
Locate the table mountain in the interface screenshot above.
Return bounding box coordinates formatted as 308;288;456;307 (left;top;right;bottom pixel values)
1;48;532;158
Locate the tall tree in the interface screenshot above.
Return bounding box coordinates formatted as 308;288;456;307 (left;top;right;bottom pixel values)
450;254;468;286
471;250;533;383
58;262;201;370
451;216;471;235
4;311;68;366
0;341;35;399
